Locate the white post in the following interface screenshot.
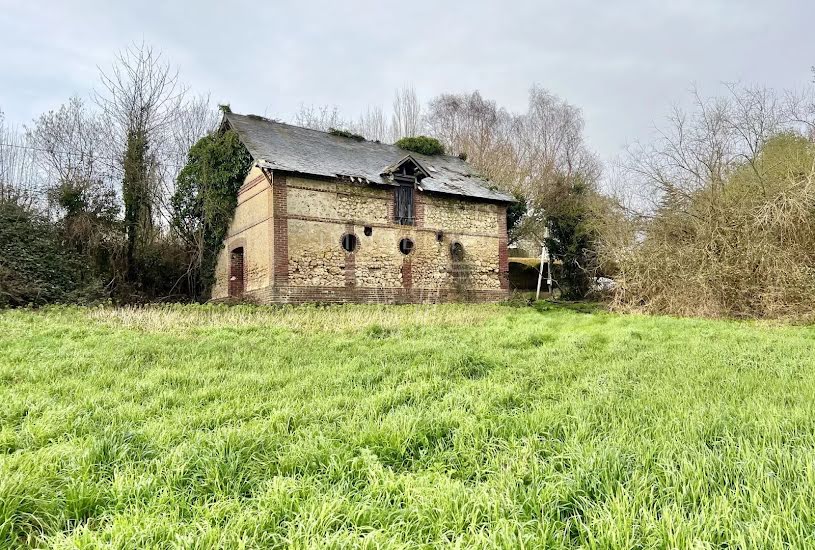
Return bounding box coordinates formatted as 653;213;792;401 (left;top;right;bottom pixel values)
536;245;546;301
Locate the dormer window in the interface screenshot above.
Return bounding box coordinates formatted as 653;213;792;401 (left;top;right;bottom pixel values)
387;155;428;226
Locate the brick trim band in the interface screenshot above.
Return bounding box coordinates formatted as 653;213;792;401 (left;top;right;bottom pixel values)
226;285;509;305
272;172;289;285
285;213;500;239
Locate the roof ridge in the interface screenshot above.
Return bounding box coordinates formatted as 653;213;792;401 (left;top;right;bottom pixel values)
225;112;467;163
222;111;514;202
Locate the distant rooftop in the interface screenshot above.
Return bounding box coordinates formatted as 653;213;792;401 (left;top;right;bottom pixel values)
222;112;514;203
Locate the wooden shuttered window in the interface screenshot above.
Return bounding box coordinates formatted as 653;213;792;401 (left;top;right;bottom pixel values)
395;183;414;225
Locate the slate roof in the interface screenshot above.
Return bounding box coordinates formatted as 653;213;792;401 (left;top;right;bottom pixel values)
223;113;514;203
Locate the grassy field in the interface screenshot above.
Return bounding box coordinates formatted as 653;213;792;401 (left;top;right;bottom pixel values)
3;303;815;548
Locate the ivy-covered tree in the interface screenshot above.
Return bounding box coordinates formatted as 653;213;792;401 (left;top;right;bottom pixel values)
171;129;252;300
512;174;605;298
122;129;152;283
542;175;604;299
506;194;527;244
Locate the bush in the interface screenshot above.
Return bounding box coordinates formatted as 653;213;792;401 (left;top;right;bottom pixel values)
0;201;103;307
613;134;815;319
395;136;445;156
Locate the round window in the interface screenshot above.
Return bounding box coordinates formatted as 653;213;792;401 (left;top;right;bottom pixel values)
399;238;414;255
341;233;358;252
450;241;465;261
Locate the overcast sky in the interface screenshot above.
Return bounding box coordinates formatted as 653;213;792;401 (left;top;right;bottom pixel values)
1;0;813;164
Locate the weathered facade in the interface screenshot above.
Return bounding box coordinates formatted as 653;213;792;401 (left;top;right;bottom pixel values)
212;114;514;304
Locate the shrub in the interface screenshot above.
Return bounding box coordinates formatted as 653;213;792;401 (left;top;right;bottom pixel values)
395;136;445;156
0;200;103;307
613;134;815;319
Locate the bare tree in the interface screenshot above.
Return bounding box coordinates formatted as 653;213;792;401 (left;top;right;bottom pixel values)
293;103;346;132
27;97;123;288
426;91;520;188
783;68;815;141
425;86;598;203
289;87;420;143
624;84;793;216
28;97;112;194
352;105;389;142
0;110;41;207
94;42;188;281
391;85;422;141
513;86;599;197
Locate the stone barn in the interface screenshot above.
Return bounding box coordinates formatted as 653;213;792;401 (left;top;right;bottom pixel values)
212;113;515;304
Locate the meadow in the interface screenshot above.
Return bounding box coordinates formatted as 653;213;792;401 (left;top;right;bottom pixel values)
2;302;815;548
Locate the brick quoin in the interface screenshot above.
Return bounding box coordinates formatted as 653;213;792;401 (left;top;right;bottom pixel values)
401;259;413;289
272;172;289;285
413;191;425;228
497;205;509;290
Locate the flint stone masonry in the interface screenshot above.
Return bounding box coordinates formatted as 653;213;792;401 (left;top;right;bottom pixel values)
423;195;500;235
212;169;509;304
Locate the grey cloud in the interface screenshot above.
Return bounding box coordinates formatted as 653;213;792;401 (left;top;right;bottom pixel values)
1;0;812;167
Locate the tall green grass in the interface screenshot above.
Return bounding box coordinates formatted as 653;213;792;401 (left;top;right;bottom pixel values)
2;303;815;548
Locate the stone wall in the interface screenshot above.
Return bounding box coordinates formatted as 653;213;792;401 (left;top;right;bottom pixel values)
423;194;500;235
213;169;509;304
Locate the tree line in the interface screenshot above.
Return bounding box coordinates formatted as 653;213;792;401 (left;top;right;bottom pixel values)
6;41;815;317
0;43;222;306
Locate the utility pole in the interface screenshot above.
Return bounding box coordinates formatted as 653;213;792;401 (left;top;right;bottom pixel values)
536;244;546;301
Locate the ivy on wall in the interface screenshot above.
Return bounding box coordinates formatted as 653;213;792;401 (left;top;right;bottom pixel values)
171;129;252;300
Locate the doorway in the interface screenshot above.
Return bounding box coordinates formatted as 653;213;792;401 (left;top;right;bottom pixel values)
229;247;245;297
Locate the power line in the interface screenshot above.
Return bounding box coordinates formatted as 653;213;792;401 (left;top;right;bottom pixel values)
0;141;122;163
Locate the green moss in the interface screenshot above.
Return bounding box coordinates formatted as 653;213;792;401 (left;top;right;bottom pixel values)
328;128;365;141
395;136;445;156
